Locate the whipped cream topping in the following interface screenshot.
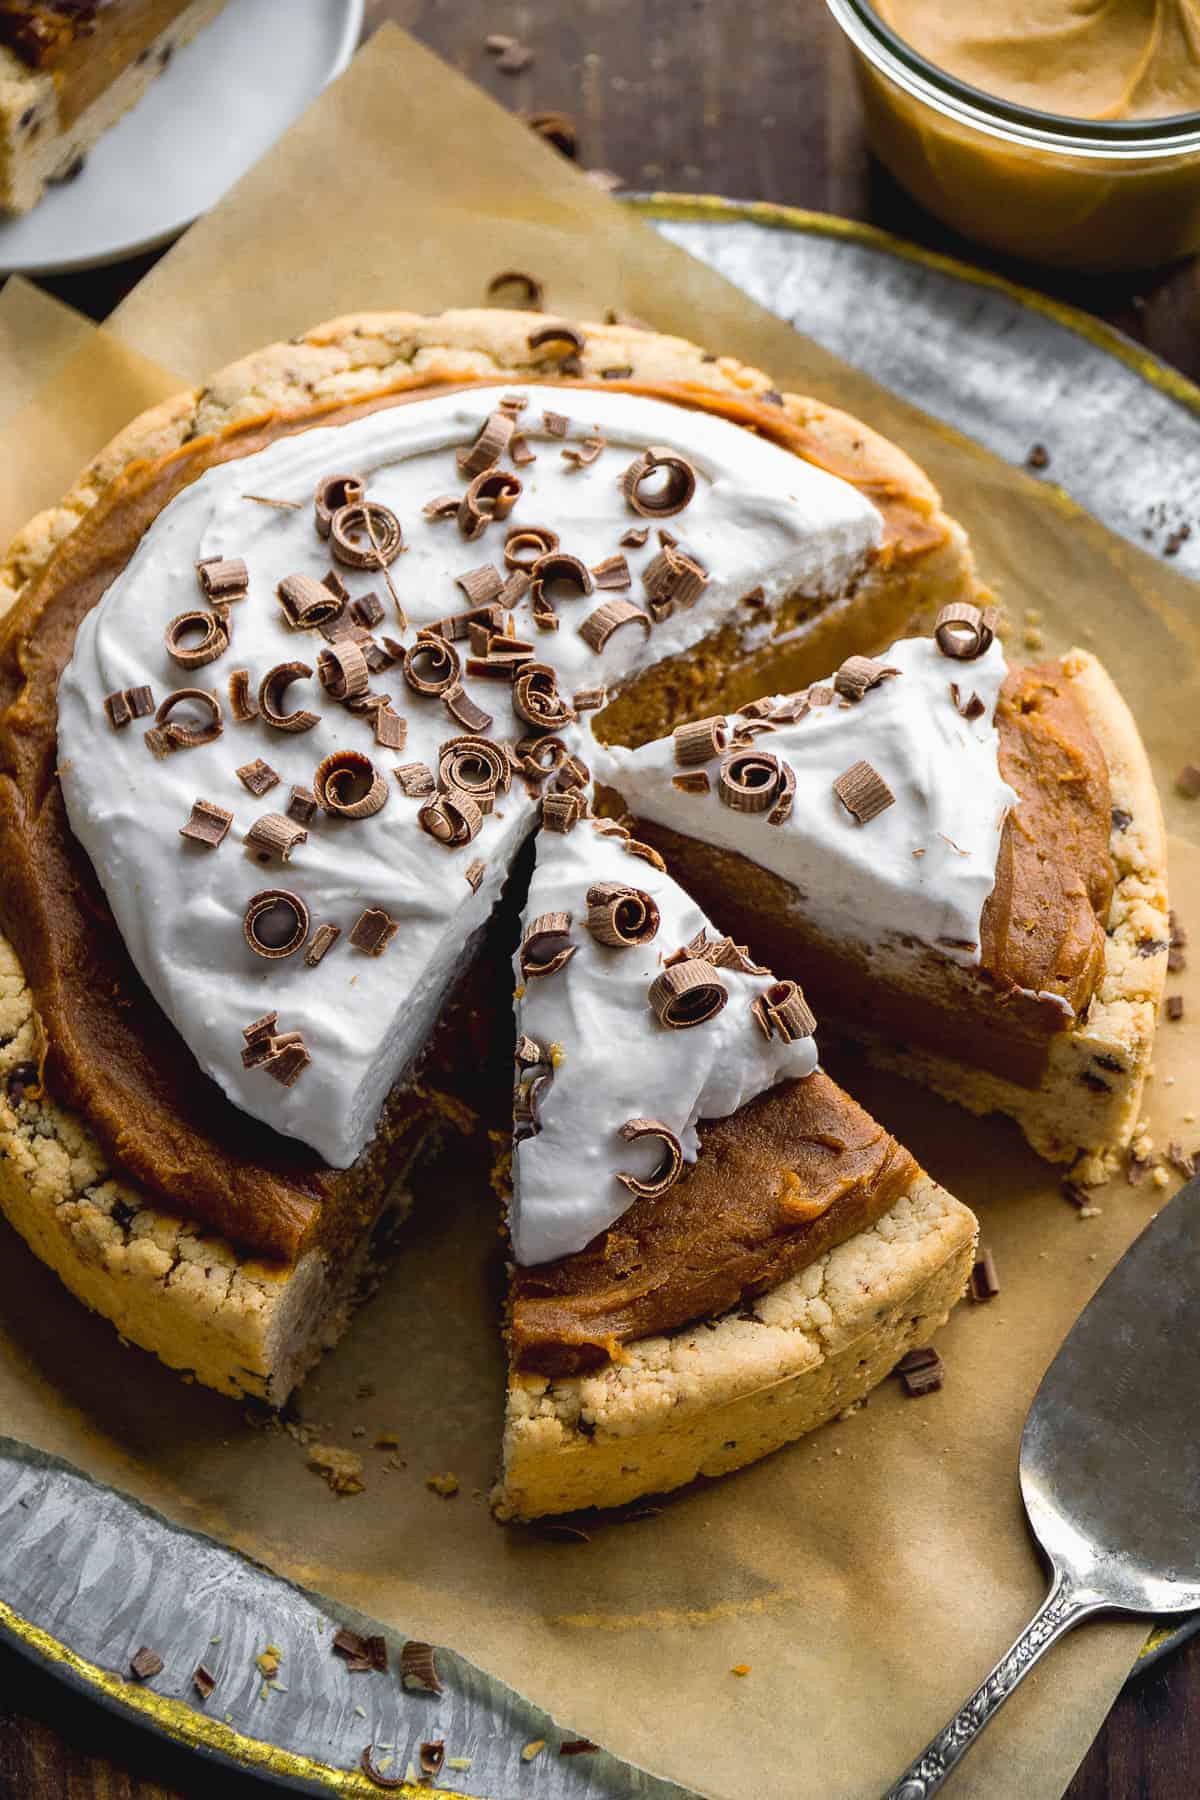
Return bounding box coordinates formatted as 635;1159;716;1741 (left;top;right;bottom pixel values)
599;636;1018;966
510;821;818;1266
57;385;879;1168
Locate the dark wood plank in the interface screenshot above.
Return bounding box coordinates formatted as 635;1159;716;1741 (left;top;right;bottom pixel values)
5;3;1199;1795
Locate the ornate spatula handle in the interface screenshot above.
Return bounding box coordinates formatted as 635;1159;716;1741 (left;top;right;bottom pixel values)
883;1575;1101;1798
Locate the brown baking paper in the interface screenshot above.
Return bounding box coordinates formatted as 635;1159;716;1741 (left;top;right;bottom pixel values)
2;26;1200;1799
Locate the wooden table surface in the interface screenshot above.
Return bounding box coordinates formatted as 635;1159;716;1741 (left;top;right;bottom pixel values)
2;3;1199;1795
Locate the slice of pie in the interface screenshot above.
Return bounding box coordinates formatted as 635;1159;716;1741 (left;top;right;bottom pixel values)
601;634;1169;1181
494;816;976;1520
0;0;228;214
0;309;1160;1516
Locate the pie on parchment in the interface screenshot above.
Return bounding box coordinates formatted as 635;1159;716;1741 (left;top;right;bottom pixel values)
0;310;1166;1519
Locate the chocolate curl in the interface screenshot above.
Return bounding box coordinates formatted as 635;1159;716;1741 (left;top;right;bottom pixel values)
623;837;666;872
585;882;660;948
591;553;631;590
422;494;461;522
349;907;401;955
418;786;483;847
314;473;365;538
751;978;817;1043
457;411;514;478
934;602;997;661
459;469;522;540
620;526;649;548
516;733;568;781
718;748;784;814
438;737;510;808
642;543;707;612
767;759;797;825
647;959;728;1028
277;572;346;629
314;750;389;819
455;563;505;606
394;762;436;797
578;599;651;652
673;715;727;767
521;912;575;978
561;435;605;469
125;684;155;718
486;268;545;308
833;655;901;701
442;681;493;733
833;759;895;823
178;799;233;848
154;688;223;750
542;789;585;833
949;683;987;721
164;608;229;670
464;858;486;893
769;692;810;725
360;1746;405;1791
244;813;308;864
259;662;319;732
616;1118;684;1199
399;1641;442;1695
620;446;697;518
555;751;590;790
228;668;258;721
329;501;403;570
304;922;341;967
504;524;559;570
513;661;575;730
236;758;280;797
243;889;310;959
403;634;461;697
195;556;248;601
529;551;593;627
317;638;370;702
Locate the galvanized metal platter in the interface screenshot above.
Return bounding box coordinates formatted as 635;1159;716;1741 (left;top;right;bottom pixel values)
3;198;1199;1795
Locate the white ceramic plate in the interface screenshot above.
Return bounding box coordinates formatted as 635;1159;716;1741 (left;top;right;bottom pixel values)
0;0;363;276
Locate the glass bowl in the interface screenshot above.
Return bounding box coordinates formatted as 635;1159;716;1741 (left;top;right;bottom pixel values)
826;0;1200;271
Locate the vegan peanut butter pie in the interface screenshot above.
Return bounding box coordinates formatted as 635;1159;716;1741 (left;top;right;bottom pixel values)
0;309;1166;1518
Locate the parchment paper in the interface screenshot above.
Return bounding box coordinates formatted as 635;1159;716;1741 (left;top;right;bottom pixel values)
2;27;1200;1800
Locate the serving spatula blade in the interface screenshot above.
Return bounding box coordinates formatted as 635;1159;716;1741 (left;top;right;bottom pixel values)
885;1175;1200;1798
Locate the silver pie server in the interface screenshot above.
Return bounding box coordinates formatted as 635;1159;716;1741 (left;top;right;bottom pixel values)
885;1174;1200;1798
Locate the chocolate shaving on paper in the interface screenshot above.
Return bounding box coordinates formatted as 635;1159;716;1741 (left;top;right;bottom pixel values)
359;1746;405;1791
178;799;233;849
374;707;407;750
442;681;493;733
648;959;728;1028
350;907;401;956
154;688;223;751
674;715;727;766
195;555;248;602
236;758;280;797
621;446;697;518
419;1741;446;1779
833;655;900;701
129;1647;163;1681
192;1664;216;1701
586;882;660;947
399;1641;442;1695
277;571;346;629
485;268;545;309
228;668;258;722
934;602;996;661
164;608;229;670
750;979;817;1042
456;564;505;606
305;922;341;967
259;662;319;732
243;889;310;960
314;750;389;819
522;912;576;978
579;598;651;652
617;1118;684;1199
351;592;385;628
833;759;895;824
244;814;308;864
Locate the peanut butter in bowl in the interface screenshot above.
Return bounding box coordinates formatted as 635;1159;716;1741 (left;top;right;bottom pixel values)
827;0;1200;269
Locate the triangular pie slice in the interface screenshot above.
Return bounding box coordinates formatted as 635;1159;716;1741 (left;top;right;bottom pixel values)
494;817;976;1520
601;635;1168;1184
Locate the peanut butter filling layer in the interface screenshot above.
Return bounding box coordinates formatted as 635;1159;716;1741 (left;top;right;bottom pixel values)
510;1073;919;1376
0;375;949;1266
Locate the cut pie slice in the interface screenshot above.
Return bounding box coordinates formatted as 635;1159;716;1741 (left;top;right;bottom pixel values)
0;0;228;214
494;817;977;1519
602;634;1169;1181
